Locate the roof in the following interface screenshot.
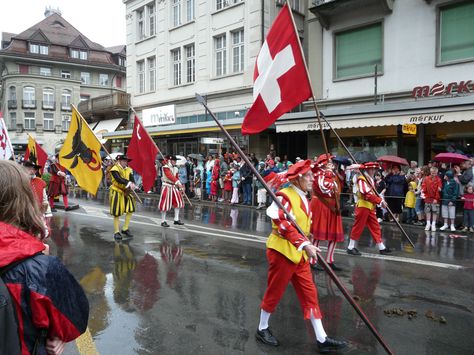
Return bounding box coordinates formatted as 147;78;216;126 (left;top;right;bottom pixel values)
106;45;126;55
12;13;104;51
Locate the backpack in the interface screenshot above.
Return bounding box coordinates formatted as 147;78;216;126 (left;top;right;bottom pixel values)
0;254;46;355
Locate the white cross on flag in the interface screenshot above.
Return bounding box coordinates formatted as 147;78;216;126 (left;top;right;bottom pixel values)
241;3;311;135
0;114;14;160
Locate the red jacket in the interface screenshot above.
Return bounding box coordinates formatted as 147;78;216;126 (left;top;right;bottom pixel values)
421;175;442;203
0;222;88;354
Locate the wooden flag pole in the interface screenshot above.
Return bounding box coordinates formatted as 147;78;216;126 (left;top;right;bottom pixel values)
195;93;393;355
128;107;192;207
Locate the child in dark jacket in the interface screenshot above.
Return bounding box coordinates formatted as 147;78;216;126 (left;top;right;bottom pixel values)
440;170;460;231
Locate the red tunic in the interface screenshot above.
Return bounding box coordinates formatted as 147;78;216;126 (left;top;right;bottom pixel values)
30;177;46;208
48;163;68;197
210;164;220;196
310;168;344;242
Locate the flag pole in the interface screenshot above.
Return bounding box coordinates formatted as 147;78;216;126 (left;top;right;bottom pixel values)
70;104;142;204
195;93;393;355
285;4;414;249
0;117;16;162
128;106;192;207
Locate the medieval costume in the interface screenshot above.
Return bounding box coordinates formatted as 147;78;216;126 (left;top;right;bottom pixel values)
256;160;346;353
109;155;136;240
47;156;69;211
159;156;184;227
347;162;392;256
310;154;344;271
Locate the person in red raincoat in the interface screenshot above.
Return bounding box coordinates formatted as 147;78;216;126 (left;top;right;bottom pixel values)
310;154;344;271
210;159;220;202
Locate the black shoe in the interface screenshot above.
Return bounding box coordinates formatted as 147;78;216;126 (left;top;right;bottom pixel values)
328;263;343;271
113;232;122;240
51;208;57;212
121;229;134;238
65;206;73;211
174;220;185;226
255;328;279;347
317;337;347;354
347;248;361;256
379;247;392;255
161;221;170;228
311;263;325;271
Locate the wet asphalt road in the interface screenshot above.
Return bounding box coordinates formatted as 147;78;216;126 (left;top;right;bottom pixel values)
51;193;474;355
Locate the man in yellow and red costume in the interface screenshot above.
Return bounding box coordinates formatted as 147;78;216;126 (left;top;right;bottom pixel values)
256;159;346;353
347;162;392;256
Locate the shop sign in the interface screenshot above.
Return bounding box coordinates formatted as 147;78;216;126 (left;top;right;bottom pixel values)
408;114;444;123
412;80;474;98
142;105;176;126
201;137;224;144
402;124;417;135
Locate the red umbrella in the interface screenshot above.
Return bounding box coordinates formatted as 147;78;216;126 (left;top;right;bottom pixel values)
377;155;409;166
433;152;470;164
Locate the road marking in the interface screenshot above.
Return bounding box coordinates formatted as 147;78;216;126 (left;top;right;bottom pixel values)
71;208;465;270
75;327;99;355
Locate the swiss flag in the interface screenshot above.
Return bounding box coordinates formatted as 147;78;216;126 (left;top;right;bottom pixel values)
127;115;159;192
241;3;311;135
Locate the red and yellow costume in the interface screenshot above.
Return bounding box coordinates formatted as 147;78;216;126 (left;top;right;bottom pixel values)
159;159;184;212
48;161;69;209
350;168;383;244
261;161;321;320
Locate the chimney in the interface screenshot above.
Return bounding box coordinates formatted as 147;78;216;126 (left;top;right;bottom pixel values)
44;6;62;17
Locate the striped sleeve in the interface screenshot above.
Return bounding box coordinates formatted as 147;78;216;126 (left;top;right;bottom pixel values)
358;177;382;205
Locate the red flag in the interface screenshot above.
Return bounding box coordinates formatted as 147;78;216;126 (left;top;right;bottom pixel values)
127;116;159;192
25;135;48;174
241;3;311;135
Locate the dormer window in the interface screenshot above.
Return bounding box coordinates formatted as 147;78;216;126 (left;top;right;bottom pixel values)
70;49;88;60
29;43;48;55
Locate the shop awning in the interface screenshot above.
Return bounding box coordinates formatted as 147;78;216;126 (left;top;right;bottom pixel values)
93;118;123;143
276;97;474;133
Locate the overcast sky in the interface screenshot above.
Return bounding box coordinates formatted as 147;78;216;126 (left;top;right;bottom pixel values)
0;0;126;47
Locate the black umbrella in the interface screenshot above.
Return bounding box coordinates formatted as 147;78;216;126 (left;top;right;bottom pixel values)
353;151;377;163
332;156;352;166
188;153;204;160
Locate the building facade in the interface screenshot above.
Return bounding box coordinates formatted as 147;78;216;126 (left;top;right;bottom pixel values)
277;0;474;164
0;10;128;154
109;0;316;159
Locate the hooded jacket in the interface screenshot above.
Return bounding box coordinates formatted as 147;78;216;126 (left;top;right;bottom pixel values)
0;222;89;354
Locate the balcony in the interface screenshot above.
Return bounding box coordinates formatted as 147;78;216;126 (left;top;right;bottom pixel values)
7;100;17;109
61;102;72;111
22;100;36;109
42;100;56;110
310;0;394;29
78;92;130;121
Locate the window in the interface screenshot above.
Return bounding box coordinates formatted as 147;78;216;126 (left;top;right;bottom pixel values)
40;67;51;76
43;88;55;109
137;60;145;93
119;56;126;67
216;0;242;11
39;45;48;55
61;70;71;79
80;95;90;102
62;114;71;131
71;49;79;58
9;86;16;101
290;0;301;13
22;86;35;108
24;112;35;130
61;89;72;110
148;3;156;36
232;29;244;73
79;50;87;60
81;72;91;85
171;48;182;85
99;74;109;86
215;34;227;76
185;44;195;83
186;0;195;22
9;112;16;130
148;57;156;91
439;2;474;64
43;113;55;131
172;0;181;27
335;22;382;80
29;43;48;55
29;43;39;53
137;9;145;40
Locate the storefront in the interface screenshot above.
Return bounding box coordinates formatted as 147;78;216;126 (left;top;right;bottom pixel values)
276;95;474;164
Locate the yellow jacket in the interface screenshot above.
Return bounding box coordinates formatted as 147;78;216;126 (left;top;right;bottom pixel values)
404;181;417;208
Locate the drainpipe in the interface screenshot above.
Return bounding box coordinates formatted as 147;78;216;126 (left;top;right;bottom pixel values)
261;0;265;45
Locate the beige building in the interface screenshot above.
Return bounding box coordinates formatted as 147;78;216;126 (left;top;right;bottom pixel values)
0;9;128;154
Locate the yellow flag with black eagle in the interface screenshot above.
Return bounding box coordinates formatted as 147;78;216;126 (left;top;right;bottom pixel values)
59;106;103;195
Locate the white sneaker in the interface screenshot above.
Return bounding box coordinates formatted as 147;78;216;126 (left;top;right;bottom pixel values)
425;223;431;231
440;224;449;231
450;225;456;231
431;223;437;232
377;218;383;223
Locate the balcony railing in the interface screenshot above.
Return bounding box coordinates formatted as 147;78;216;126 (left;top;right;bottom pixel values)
78;92;130;120
7;100;17;109
22;100;37;109
42;100;56;110
61;102;72;111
